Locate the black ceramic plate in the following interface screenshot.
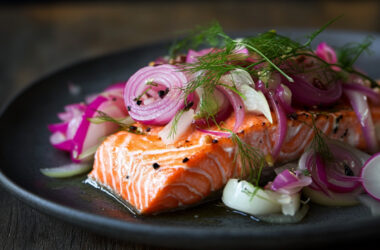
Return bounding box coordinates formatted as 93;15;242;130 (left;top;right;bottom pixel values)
1;29;380;249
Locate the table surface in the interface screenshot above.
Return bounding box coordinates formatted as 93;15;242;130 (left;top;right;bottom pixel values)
1;2;380;249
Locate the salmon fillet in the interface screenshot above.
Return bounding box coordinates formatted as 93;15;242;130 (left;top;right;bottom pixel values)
88;106;380;214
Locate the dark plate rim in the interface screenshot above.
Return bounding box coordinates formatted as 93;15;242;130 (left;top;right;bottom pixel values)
1;28;380;249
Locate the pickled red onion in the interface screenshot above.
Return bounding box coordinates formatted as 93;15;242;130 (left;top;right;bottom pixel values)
124;65;193;125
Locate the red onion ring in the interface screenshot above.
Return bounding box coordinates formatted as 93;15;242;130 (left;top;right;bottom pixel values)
195;88;232;127
282;75;342;107
270;169;312;195
267;92;287;159
344;89;379;153
361;152;380;201
298;140;368;195
124;65;193;125
71;96;108;161
343;83;380;105
186;48;214;63
216;86;245;132
49;84;128;162
275;84;295;114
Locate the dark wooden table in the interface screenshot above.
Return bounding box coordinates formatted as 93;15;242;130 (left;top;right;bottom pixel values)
1;2;380;249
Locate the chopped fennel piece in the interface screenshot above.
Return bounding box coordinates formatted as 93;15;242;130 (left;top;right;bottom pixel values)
41;163;92;178
220;69;273;123
222;179;301;216
159;109;195;144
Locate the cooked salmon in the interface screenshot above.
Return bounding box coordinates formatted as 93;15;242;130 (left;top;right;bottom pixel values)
88;106;380;214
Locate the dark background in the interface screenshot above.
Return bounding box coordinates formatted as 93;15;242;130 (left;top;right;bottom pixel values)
0;1;379;249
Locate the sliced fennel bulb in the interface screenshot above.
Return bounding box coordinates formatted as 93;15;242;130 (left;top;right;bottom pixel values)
222;179;301;216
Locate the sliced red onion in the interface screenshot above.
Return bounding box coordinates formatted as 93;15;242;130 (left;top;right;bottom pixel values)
314;153;361;193
124;65;193;125
360;153;380;201
267;92;287;159
270;169;312;195
196;128;231;138
186;48;214;63
216;86;245;132
49;84;128;162
343;83;380;105
70;95;108;161
315;42;340;71
344;89;379;153
282;75;342;107
194;87;232;126
48;122;68;134
275;84;295;114
40;163;92;178
57;103;86;122
299;140;369;198
315;42;337;64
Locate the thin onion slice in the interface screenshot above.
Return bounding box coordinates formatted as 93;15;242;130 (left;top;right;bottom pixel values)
270;169;312;195
344;89;379;153
344;82;380;105
283;75;342;107
49;84;128;162
267;92;287;159
298;140;370;204
40;163;92;178
220;69;273;123
360;153;380;201
194;87;232;126
216;86;245;132
186;48;214;63
124;64;192;125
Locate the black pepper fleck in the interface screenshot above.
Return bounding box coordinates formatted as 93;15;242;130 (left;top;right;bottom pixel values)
185;140;190;143
289;113;298;120
126;175;129;179
153;163;160;170
333;126;338;134
146;127;151;132
136;100;142;106
262;122;266;126
344;163;354;176
127;106;131;111
158;90;166;98
212;139;218;144
129;125;137;131
336;115;343;123
184;101;194;110
341;128;348;138
182;157;189;163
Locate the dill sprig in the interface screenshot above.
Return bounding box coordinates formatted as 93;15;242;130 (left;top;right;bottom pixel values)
308;114;333;161
88;110;144;135
230;132;266;185
337;36;374;69
169;21;225;58
168;109;185;139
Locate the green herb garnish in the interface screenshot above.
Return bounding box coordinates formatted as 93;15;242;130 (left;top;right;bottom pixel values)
89;110;144;135
230;132;266;185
